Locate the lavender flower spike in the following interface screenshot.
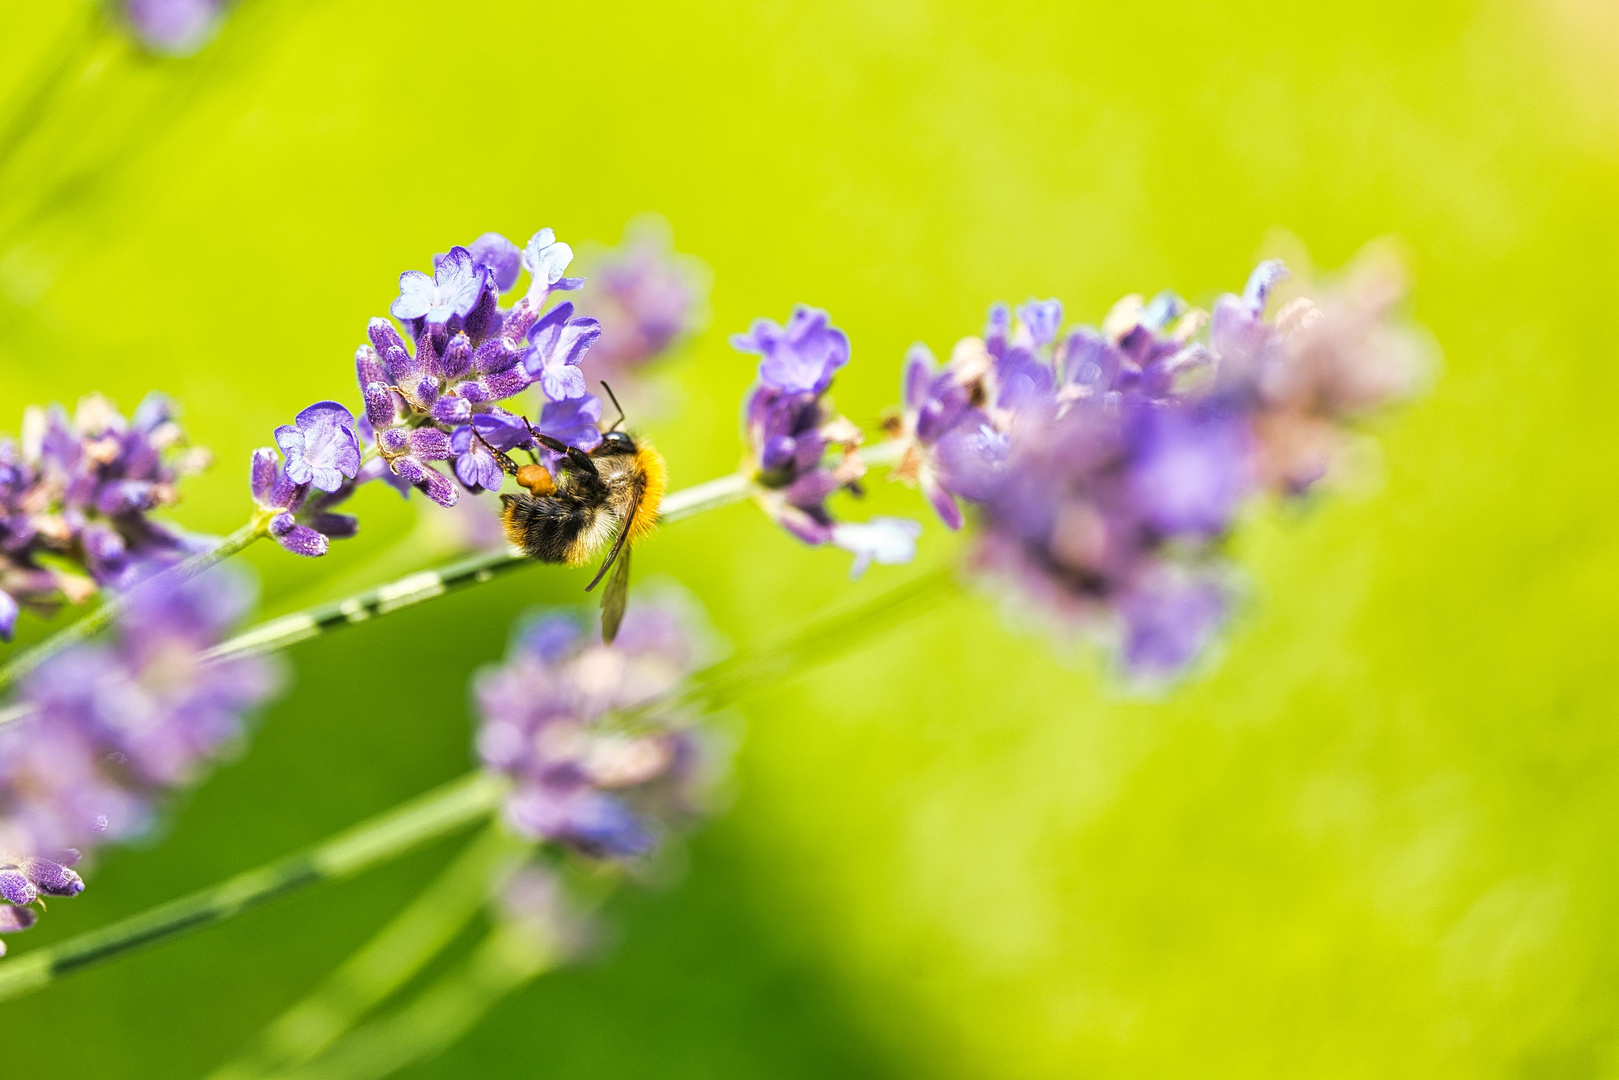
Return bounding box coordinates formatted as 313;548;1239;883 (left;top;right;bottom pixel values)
274;401;360;493
249;444;367;558
475;594;717;860
357;227;604;503
731;305;850;395
732;305;868;547
887;251;1429;680
0;391;210;635
0;564;281;950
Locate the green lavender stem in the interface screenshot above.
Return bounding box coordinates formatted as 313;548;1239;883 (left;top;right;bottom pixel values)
0;521;261;695
0;467;746;695
0;3;105;184
269;923;558;1080
607;564;960;737
0;556;951;1000
204;441;903;664
0;771;507;1003
0;441;909;730
207;823;532;1080
200;471;753;664
0;521;259;693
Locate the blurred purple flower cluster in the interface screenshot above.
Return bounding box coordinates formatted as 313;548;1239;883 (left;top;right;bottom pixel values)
733;306;922;575
124;0;223;55
0;393;210;640
254;228;614;555
889;251;1428;679
573;217;710;397
474;595;716;860
0;564;280;952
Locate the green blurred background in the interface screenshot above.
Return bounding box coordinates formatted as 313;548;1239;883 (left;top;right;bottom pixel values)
3;0;1618;1074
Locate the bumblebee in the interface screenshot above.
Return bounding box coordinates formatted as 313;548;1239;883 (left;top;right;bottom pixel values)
496;387;667;644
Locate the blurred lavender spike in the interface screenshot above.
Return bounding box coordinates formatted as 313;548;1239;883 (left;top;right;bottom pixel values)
0;562;281;951
0;392;210;640
886;247;1431;681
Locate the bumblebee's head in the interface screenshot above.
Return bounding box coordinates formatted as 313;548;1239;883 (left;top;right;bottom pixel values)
595;430;637;456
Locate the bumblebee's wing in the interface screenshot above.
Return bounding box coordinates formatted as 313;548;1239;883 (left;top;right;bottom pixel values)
587;488;640;644
585;495;637;594
599;545;631;645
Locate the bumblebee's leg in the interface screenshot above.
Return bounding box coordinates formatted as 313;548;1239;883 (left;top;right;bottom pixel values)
529;428;600;479
473;432;522;477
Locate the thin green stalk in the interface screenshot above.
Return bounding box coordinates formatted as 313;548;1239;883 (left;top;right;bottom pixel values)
199;447;911;664
0;3;105;183
0;554;950;1000
694;565;958;710
208;823;532;1080
198;470;750;664
608;564;960;736
0;521;261;694
268;923;557;1080
0;771;507;1004
0;442;909;728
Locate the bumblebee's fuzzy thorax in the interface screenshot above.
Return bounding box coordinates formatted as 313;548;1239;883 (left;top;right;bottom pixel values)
627;441;666;541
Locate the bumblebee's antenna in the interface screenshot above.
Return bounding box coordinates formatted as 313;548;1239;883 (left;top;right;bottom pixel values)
601;382;627;432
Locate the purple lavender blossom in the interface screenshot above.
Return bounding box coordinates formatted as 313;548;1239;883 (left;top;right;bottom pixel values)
573;218;710;395
830;517;923;579
449;426;505;493
124;0;222;54
535;395;604;473
1118;571;1230;681
954;321;1252;679
436;234;523;293
392;247;488;326
0;393;210;638
0;854;83;907
523;302;602;402
1125;405;1253;538
474;596;714;860
250;445;369;557
523;229;585;301
273;402;361;494
349;227;606;507
0;852;79;956
731;306;850;395
0;564;280;950
735;307;870;547
888;343;993;530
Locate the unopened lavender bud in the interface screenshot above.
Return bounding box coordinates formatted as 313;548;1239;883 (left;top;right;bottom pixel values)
0;904;36;933
355;344;387;389
20;856;83;897
0;868;36;906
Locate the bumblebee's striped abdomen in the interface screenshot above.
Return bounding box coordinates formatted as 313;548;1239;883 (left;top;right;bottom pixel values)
500;493;598;565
